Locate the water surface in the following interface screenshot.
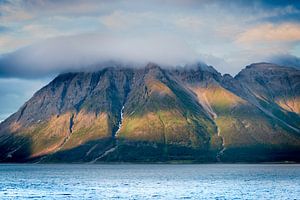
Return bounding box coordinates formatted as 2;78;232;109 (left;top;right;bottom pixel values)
0;164;299;199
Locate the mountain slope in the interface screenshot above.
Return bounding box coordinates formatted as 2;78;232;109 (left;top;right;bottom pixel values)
111;64;219;162
170;63;300;162
0;62;300;163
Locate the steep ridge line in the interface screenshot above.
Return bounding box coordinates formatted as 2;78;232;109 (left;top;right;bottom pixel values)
242;85;300;133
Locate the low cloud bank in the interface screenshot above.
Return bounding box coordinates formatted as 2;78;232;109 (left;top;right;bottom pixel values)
267;54;300;69
0;33;199;78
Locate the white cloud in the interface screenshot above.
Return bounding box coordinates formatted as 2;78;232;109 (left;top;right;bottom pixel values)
0;33;199;78
1;0;300;75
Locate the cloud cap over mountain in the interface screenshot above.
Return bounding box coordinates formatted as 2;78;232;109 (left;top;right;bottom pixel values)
0;33;199;78
1;0;300;76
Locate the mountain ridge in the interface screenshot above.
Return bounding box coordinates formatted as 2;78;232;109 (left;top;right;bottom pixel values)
0;62;300;163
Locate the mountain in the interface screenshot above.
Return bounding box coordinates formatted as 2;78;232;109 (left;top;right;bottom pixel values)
0;62;300;163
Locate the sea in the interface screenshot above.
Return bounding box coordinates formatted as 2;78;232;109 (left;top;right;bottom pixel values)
0;164;299;199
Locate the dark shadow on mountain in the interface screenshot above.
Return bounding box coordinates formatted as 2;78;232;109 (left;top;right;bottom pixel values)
33;138;218;163
30;137;300;163
104;140;218;163
221;145;300;163
0;134;32;163
38;137;114;163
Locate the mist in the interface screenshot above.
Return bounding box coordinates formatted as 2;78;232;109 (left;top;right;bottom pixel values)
267;54;300;69
0;33;200;78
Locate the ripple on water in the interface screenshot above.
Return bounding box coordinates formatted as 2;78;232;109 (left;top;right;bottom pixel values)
0;164;299;199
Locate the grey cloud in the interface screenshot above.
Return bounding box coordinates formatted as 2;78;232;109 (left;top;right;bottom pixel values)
3;0;299;22
1;0;299;78
0;33;199;78
267;54;300;69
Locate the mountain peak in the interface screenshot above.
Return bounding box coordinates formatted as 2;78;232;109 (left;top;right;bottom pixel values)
244;62;293;71
246;62;277;68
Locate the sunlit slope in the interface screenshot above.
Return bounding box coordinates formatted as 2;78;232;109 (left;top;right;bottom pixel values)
173;63;300;162
235;63;300;129
112;64;219;161
0;67;132;162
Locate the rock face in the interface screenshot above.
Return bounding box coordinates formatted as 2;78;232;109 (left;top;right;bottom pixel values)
0;62;300;163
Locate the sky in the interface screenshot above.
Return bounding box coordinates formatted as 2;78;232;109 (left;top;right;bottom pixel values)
0;0;300;121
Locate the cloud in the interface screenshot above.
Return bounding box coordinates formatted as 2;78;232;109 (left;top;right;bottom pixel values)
174;16;203;30
0;0;100;23
0;25;10;33
21;24;64;38
197;54;231;75
0;35;31;53
266;53;300;69
99;11;155;30
0;33;199;78
1;0;300;76
0;0;33;22
237;23;300;43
